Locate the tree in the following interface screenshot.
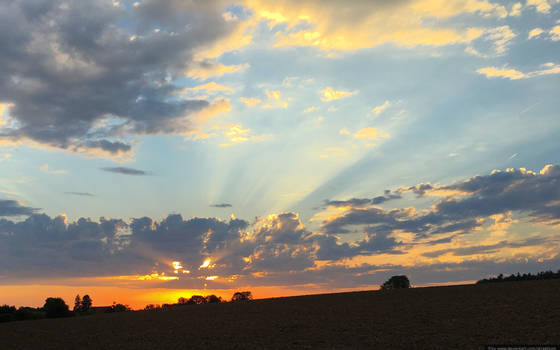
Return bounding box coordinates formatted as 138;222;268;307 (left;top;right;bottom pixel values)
81;295;92;312
206;295;222;303
74;295;81;312
380;275;411;290
231;291;252;302
144;304;160;311
187;295;207;305
43;297;70;318
177;297;187;305
109;302;130;312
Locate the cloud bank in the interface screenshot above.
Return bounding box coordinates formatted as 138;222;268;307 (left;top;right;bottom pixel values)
1;166;559;290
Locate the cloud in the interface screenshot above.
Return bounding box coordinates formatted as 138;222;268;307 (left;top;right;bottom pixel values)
339;128;350;135
0;0;244;159
550;26;560;41
526;0;552;13
528;28;545;39
220;124;269;146
477;63;560;80
0;199;38;217
239;97;262;107
320;87;358;102
245;0;501;51
261;90;289;109
354;127;389;140
179;82;235;95
101;167;149;176
509;2;523;16
303;106;318;113
210;203;233;208
64;192;95;197
1;165;559;289
372;101;390;115
40;164;67;175
321;165;560;238
465;26;516;57
476;67;526;80
185;61;249;80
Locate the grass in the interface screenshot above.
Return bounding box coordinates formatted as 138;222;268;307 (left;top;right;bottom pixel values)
1;279;559;349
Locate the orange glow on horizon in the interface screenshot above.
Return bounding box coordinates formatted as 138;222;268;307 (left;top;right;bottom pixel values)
0;280;477;310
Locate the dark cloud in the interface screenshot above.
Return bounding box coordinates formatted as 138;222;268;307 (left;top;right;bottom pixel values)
210;203;232;208
101;167;149;176
64;192;94;197
322;165;560;238
2;166;559;289
0;0;237;157
323;190;401;208
0;199;38;217
421;237;549;258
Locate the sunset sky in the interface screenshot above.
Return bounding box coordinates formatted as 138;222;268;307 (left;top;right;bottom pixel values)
1;0;559;309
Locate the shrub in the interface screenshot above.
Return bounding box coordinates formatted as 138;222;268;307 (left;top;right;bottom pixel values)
380;275;411;290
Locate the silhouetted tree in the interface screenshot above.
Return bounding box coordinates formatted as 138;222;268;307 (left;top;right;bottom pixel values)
144;304;160;311
206;295;222;303
108;302;130;312
380;275;411;290
178;297;187;305
187;295;207;305
231;291;252;302
74;295;81;312
81;295;92;312
43;297;70;318
0;305;17;323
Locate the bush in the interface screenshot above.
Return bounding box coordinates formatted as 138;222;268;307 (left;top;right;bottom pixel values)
108;302;130;312
380;275;411;290
43;297;70;318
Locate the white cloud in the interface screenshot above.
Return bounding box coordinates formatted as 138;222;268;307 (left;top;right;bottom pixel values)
319;87;358;102
465;26;516;57
477;63;560;80
40;164;67;175
509;2;523;16
528;28;545;39
303;106;318;113
239;97;262;107
372;100;390;115
526;0;552;13
550;26;560;41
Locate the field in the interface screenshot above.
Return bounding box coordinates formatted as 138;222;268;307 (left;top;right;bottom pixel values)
1;279;559;349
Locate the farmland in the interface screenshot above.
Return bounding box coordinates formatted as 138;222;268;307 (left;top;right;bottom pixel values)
1;279;559;349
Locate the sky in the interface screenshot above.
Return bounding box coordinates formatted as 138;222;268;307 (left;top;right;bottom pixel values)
1;0;559;309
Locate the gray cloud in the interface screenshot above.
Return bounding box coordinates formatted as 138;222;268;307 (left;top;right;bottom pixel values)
64;192;95;197
0;0;237;157
421;237;549;258
2;166;559;289
101;167;149;176
322;165;560;238
0;199;38;217
210;203;233;208
323;190;401;208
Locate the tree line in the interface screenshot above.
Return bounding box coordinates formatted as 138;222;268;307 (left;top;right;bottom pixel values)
144;291;253;311
0;294;130;323
476;270;560;284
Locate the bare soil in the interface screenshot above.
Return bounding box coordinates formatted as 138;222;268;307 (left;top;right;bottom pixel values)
1;279;559;349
